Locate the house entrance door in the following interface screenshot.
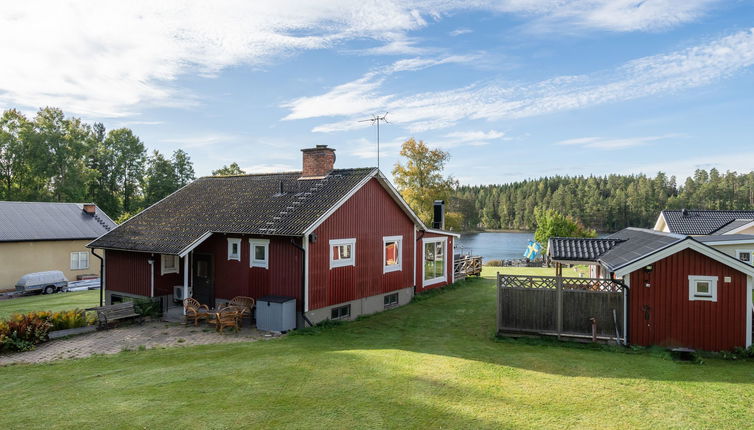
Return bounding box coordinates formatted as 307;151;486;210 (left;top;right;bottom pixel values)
192;253;215;307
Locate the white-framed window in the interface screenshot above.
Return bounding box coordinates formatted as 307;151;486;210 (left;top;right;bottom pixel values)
383;235;402;273
70;251;89;270
384;292;399;308
227;238;241;261
330;238;356;268
736;250;753;265
688;275;718;302
161;254;179;275
249;239;270;269
423;237;447;286
331;304;351;320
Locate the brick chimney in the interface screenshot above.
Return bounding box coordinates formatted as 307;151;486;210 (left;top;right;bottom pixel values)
82;203;96;216
301;145;336;179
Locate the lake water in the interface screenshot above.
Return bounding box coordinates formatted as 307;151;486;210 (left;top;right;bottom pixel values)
456;232;534;261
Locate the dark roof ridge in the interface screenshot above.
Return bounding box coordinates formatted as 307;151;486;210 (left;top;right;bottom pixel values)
202;166;377;180
663;209;754;213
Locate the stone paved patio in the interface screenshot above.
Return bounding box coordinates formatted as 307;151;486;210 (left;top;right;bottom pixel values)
0;320;281;365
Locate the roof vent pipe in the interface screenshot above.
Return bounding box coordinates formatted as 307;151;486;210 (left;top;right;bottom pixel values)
681;208;689;217
432;200;445;230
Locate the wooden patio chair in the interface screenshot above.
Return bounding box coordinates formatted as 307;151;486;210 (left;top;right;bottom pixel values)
215;307;241;334
228;296;255;326
183;297;210;327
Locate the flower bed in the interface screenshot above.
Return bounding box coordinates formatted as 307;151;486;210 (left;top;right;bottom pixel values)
0;310;95;352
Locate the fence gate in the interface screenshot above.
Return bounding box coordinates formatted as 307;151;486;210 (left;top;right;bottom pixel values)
497;274;625;343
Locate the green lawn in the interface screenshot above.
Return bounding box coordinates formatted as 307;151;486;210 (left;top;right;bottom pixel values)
0;290;100;319
2;270;754;429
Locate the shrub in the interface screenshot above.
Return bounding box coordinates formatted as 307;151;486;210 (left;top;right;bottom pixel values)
0;313;53;352
133;298;162;318
484;259;504;267
0;309;94;352
48;309;88;331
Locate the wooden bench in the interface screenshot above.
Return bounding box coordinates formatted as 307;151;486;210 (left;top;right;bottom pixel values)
88;302;142;329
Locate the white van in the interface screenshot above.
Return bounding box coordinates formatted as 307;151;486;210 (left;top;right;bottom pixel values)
15;271;69;294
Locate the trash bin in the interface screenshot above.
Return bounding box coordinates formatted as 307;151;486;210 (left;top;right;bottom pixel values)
256;296;296;332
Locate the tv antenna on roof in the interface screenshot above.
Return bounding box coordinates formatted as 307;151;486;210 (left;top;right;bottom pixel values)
358;112;389;170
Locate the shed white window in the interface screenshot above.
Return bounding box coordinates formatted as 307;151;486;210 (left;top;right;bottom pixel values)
736;250;753;265
161;254;179;275
383;235;402;273
330;238;356;268
250;239;270;269
423;237;447;286
70;252;89;270
227;238;241;261
688;275;718;302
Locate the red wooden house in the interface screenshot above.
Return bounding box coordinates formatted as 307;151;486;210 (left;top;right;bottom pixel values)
548;228;754;351
88;145;458;327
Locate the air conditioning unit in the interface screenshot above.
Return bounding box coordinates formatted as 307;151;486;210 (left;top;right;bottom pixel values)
173;285;191;303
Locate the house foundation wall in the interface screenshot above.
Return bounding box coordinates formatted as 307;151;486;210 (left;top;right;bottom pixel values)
304;286;414;326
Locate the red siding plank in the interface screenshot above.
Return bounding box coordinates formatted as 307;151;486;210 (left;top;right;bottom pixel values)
308;178;417;310
629;248;747;351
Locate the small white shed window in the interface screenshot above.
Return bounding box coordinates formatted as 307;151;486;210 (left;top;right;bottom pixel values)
70;252;89;270
227;238;241;261
383;235;402;273
688;275;718;302
161;254;179;275
330;238;356;268
250;239;269;269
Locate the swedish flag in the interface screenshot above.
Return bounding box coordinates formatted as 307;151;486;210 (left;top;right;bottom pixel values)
523;241;541;260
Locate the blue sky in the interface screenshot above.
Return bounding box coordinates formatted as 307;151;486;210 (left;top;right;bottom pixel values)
1;1;753;184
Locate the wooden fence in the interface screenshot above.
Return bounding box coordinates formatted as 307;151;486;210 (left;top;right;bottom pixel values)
497;274;626;343
454;255;482;280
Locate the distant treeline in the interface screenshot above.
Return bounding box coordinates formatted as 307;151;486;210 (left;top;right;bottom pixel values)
450;170;754;232
0;108;195;222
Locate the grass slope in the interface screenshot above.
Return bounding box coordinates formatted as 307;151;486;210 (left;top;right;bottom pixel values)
0;290;99;319
2;270;754;429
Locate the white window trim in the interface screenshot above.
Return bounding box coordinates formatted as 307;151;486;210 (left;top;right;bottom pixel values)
329;238;356;269
70;251;89;270
422;237;447;287
383;235;403;273
688;275;718;302
227;238;241;261
736;249;754;265
161;254;179;275
249;239;270;269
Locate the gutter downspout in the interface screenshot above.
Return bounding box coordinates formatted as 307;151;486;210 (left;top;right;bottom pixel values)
291;238;312;327
90;249;105;306
147;257;155;298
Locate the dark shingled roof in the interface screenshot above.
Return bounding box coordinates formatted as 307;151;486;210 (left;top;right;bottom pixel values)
548;228;687;272
0;201;115;242
600;228;685;271
661;210;754;235
88;168;376;254
695;234;754;243
548;238;623;261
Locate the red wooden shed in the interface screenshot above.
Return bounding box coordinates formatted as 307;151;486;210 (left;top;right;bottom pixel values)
549;228;754;351
88;145;458;327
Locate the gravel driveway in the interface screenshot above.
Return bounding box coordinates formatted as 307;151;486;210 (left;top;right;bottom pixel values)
0;321;279;365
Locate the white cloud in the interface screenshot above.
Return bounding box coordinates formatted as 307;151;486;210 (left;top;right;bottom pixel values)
291;28;754;133
555;134;681;150
450;28;472;36
0;1;719;118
